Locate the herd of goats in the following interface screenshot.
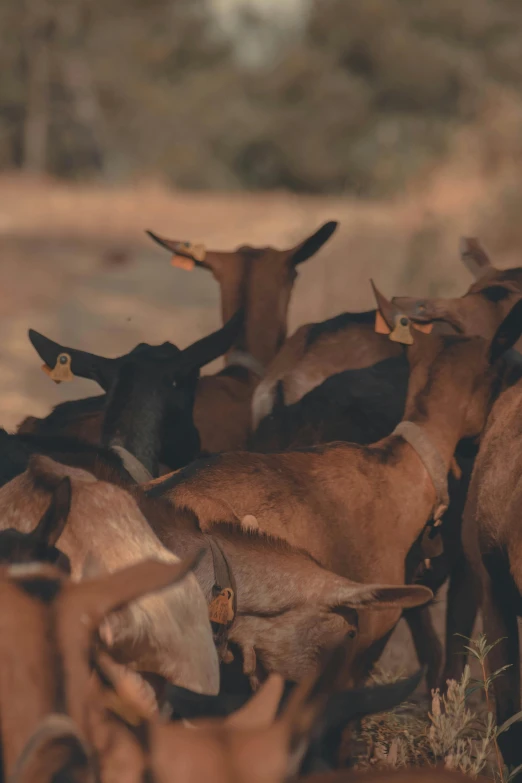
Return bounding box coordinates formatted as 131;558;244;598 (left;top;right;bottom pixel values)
3;218;522;783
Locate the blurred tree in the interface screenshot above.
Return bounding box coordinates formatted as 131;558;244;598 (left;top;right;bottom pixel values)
1;0;522;195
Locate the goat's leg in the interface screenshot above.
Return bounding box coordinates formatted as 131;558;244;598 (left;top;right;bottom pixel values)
481;577;521;769
404;606;443;692
440;555;478;687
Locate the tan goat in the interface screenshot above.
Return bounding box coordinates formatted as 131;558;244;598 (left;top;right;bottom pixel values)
0;554;200;780
145;289;522;684
252;237;522;428
146;222;338;451
0;454;431;688
0;455;220;696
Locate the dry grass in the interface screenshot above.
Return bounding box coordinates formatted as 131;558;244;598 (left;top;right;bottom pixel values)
354;636;521;782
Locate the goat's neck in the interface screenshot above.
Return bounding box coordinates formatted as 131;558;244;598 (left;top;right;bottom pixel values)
402;364;478;470
102;370;165;478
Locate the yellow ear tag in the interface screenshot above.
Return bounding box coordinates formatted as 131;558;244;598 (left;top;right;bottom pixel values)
390;314;414;345
209;587;235;625
170;242;207;270
41;352;74;384
375;310;391;335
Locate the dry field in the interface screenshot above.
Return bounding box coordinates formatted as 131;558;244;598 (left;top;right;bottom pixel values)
0;166;508;682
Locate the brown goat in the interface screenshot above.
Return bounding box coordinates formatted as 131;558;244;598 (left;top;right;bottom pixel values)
0;455;431;689
0;554;199;780
461;363;522;768
146;222;338;451
0;455;220;696
252;238;522;428
144;290;522;684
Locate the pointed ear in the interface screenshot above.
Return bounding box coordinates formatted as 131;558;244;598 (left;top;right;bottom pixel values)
73;551;205;628
289;222;338;266
226;674;285;730
460;236;493;279
146;230;209;270
175;309;244;373
31;477;71;547
325;583;433;611
489;299;522;364
370;280;402;330
9;714;94;783
28;329;117;390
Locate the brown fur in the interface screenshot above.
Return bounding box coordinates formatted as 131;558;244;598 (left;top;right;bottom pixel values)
146;294;522;683
0;455;220;695
0;455;430;689
252;238;522;426
462;372;522;768
20;225;336;453
0;555;198;779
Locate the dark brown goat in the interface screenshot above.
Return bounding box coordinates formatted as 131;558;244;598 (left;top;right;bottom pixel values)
462;364;522;768
144;290;522;685
20;309;243;473
252;238;522;428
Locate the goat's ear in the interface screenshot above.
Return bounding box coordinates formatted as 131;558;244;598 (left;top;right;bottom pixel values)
31;477;71;547
175;309;244;373
460;236;493;279
328;582;433;611
489;298;522;364
289;221;338;267
146;230;210;270
28;329;117;390
74;551;205;627
9;714;95;783
225;674;285;730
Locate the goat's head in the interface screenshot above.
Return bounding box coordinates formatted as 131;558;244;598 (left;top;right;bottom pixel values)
147;222;338;364
0;476;71;571
28;309;243;473
373;281;522;440
392;238;522;339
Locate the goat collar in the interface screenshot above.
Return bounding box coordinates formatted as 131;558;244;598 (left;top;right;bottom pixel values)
392;421;449;523
226;349;265;379
111;444;153;484
206;537;237;659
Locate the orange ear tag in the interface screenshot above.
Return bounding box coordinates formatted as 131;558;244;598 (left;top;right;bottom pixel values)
390;314;414;345
41;352;74;384
170;242;206;270
171;255;196;271
412;322;433;335
374;310;391;335
209;588;235;625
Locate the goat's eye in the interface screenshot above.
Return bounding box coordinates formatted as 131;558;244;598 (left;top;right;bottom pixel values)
348;629;357;639
483;286;510;303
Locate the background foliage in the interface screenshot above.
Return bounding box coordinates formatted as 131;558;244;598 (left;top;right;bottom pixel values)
2;0;522;196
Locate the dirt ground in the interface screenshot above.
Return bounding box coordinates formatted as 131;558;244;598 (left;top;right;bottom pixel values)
0;172;497;684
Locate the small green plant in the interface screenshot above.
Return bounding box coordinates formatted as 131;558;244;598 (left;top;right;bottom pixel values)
354;634;522;781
